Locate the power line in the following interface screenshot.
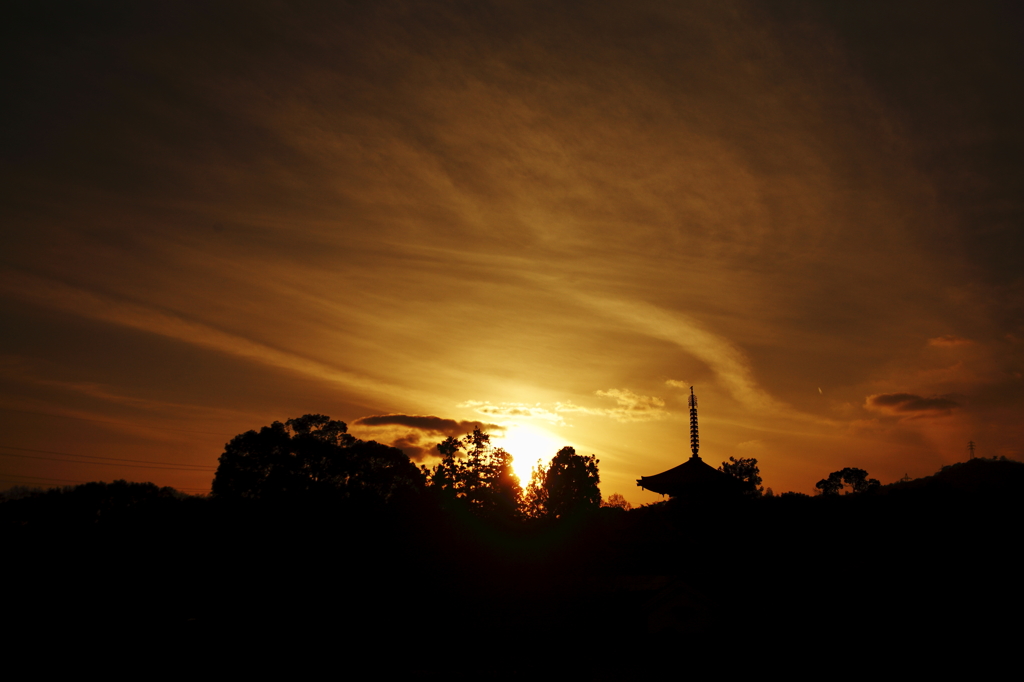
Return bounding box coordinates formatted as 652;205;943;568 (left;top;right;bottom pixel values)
0;445;216;470
0;472;210;492
0;450;215;473
1;474;199;490
1;473;96;486
0;406;234;437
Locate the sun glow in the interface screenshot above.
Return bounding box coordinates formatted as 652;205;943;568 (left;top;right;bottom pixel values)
493;423;570;485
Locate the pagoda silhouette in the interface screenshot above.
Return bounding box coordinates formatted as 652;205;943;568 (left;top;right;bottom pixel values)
636;387;744;499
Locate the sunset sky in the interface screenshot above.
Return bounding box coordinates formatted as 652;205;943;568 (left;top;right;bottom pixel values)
3;1;1023;502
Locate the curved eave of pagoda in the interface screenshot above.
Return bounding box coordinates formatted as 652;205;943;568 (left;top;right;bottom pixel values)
636;456;746;497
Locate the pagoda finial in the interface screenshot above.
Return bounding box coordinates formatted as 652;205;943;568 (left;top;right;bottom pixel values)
689;386;699;459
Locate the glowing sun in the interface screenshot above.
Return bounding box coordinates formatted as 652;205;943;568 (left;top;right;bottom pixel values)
493;423;570;485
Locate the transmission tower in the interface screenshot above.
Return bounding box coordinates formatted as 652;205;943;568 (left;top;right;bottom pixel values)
968;440;975;460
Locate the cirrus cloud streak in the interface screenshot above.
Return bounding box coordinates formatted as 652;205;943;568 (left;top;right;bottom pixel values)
865;393;962;417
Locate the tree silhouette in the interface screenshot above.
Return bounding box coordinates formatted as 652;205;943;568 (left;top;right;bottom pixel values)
428;428;521;519
524;446;600;519
840;467;880;494
815;467;880;496
601;493;632;511
718;457;763;496
212;414;423;503
523;460;548;519
815;472;844;496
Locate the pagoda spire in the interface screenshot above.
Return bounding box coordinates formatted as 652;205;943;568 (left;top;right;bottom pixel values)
637;385;745;497
689;386;699;459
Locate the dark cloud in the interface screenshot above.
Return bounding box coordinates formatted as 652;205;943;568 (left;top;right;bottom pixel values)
866;393;961;415
354;414;502;435
389;433;430;463
354;414;504;462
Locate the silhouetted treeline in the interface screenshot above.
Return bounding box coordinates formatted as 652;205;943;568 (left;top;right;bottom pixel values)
5;447;1022;668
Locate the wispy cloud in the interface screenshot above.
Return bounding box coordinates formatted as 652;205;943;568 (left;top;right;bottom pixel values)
865;392;961;417
928;335;973;348
459;400;565;423
592;389;667;422
463;389;667;424
0;270;422;406
572;293;788;415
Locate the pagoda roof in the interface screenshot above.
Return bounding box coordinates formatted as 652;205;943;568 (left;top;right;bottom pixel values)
637;455;746;498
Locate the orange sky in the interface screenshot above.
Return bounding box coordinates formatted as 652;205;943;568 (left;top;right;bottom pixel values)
3;1;1023;502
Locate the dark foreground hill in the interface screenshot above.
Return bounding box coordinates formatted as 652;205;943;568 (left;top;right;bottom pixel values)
883;456;1024;497
4;461;1022;670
